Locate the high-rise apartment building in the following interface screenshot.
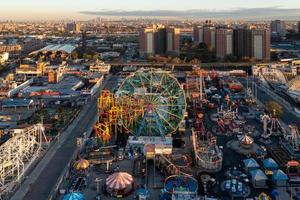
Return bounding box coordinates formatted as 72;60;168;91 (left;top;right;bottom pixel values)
203;26;216;49
166;27;180;55
233;27;270;61
251;29;270;61
270;20;286;35
66;22;81;33
139;25;161;56
156;28;167;54
233;28;252;60
139;25;180;57
215;29;233;59
193;26;203;45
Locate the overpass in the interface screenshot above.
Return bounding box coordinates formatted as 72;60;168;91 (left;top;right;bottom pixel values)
108;61;274;73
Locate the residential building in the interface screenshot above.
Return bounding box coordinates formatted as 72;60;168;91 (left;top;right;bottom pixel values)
0;52;9;63
216;29;233;59
251;29;270;61
139;24;180;57
270;20;286;35
203;26;216;49
166;27;180;55
0;44;22;57
233;28;252;60
66;22;81;33
193;26;203;45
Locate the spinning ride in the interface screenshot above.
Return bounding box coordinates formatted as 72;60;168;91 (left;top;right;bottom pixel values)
117;69;186;137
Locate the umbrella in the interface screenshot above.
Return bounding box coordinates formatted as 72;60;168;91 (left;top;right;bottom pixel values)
135;187;150;198
63;192;85;200
271;189;279;197
74;159;89;171
106;172;133;190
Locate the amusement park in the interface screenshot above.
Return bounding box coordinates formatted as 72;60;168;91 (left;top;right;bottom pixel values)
38;66;300;200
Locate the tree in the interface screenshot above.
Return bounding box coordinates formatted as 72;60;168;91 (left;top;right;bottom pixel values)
92;54;100;60
71;51;78;60
224;54;238;62
190;58;201;64
265;101;283;117
83;53;92;60
271;52;278;61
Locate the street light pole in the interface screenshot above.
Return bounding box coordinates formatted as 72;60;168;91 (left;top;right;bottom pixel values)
95;178;102;194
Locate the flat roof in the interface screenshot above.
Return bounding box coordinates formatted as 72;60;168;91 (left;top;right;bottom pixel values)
1;99;33;107
30;44;76;55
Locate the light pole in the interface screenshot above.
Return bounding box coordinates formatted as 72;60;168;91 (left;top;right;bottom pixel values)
95;177;103;194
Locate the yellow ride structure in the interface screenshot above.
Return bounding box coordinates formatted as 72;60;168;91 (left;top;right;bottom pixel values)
94;90;144;144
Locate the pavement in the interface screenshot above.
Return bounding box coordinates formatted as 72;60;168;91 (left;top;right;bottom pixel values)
239;78;300;129
10;99;98;200
10;74;119;200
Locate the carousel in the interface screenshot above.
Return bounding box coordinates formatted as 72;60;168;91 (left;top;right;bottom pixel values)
239;134;254;149
227;132;260;155
105;172;134;198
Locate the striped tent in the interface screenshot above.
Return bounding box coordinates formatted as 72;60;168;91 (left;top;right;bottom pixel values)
239;134;253;145
74;159;89;171
106;172;133;190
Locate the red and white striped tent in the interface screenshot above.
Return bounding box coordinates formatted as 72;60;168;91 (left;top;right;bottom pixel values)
106;172;133;190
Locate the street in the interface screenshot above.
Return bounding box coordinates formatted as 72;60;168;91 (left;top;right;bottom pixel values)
10;74;119;200
239;78;300;129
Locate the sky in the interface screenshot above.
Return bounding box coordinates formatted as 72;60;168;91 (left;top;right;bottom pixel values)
0;0;300;21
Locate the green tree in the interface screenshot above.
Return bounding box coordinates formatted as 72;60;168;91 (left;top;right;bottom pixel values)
92;54;100;60
265;101;283;117
71;51;78;60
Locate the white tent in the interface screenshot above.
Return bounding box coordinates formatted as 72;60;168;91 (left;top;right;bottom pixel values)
250;169;268;188
243;158;260;173
272;169;288;187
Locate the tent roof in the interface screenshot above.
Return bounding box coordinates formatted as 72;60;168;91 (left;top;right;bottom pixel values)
106;172;133;190
63;192;85;200
272;169;288;181
243;158;260;168
263;158;279;169
250;169;268;181
30;44;76;55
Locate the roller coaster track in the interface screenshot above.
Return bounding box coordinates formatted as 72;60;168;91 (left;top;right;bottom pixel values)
0;124;47;199
157;154;192;177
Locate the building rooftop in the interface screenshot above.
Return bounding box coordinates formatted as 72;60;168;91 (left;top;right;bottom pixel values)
1;99;33;108
30;44;76;55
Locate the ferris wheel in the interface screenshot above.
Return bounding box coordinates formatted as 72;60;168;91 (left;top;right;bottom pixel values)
116;69;186;137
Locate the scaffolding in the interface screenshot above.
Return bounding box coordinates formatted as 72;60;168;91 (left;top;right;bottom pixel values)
0;124;47;199
94;90;117;144
94;90;144;144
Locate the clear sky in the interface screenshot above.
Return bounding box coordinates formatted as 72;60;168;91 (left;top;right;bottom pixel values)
1;0;300;21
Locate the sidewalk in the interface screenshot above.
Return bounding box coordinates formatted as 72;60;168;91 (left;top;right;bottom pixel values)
10;101;96;200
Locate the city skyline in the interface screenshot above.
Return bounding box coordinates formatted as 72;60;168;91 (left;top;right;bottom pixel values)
1;0;300;21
